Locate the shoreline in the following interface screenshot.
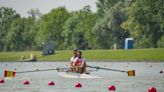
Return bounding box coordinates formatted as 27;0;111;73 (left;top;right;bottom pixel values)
0;60;164;62
0;48;164;62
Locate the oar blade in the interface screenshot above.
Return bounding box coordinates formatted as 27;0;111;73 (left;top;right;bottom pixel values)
127;70;135;76
4;70;16;78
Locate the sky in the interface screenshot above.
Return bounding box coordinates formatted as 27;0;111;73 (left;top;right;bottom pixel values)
0;0;97;17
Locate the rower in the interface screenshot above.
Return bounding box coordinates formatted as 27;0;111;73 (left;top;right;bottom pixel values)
74;51;86;74
70;49;78;71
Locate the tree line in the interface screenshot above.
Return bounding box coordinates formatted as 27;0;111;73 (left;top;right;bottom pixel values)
0;0;163;51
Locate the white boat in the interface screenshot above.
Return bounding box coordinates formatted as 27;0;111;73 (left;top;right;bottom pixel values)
58;71;101;78
18;59;37;62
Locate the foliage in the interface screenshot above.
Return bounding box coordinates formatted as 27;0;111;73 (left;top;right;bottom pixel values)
27;8;41;19
121;0;164;48
0;0;163;51
96;0;124;17
62;6;97;50
158;36;164;48
0;7;20;51
93;2;129;49
0;48;164;61
35;7;70;50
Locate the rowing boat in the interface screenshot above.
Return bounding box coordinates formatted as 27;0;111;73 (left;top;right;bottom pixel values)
18;59;37;62
58;71;101;78
56;68;100;78
4;66;135;78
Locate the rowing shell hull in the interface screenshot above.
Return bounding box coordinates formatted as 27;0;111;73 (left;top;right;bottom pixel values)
19;59;37;62
58;72;101;78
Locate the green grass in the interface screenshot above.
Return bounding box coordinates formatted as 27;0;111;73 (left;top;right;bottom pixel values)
0;48;164;61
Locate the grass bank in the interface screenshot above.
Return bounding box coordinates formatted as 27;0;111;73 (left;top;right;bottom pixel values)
0;48;163;61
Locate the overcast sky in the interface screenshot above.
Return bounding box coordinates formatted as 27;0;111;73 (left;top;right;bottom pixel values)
0;0;97;17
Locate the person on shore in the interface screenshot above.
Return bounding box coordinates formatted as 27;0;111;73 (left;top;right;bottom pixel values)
30;53;37;61
19;53;37;62
21;56;25;60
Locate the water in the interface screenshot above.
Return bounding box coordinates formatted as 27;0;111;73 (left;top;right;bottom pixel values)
0;61;164;92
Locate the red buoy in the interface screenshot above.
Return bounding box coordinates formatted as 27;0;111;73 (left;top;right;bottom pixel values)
148;87;156;92
0;79;5;83
23;80;30;85
159;70;163;74
108;85;116;91
48;81;55;86
75;82;82;88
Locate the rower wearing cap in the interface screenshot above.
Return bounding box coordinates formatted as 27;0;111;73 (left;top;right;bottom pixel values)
70;49;78;71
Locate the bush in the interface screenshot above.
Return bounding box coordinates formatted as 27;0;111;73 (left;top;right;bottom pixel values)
158;36;164;48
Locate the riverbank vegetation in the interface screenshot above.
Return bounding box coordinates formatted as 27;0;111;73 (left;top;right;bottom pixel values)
0;48;163;61
0;0;164;52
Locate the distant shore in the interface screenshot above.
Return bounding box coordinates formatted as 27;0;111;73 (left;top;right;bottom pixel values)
0;48;163;62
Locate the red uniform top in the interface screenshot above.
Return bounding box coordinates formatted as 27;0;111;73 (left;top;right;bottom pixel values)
74;57;85;66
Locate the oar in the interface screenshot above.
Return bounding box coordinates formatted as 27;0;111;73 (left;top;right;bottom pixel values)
87;65;135;76
4;67;69;78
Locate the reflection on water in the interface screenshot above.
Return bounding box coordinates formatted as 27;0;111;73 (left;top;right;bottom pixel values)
0;61;164;92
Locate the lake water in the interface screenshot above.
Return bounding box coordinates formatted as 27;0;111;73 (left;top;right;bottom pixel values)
0;61;164;92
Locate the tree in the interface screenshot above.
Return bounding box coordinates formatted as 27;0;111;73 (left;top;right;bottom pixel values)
3;16;39;51
0;7;20;51
6;18;25;51
92;2;129;49
27;8;41;20
96;0;124;17
62;6;97;49
23;17;39;50
158;35;164;48
121;0;164;48
35;7;70;50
